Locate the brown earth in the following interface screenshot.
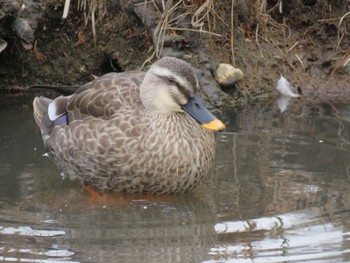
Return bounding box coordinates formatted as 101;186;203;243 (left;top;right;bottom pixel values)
0;0;349;112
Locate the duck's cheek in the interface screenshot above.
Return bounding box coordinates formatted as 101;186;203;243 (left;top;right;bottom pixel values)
153;90;182;112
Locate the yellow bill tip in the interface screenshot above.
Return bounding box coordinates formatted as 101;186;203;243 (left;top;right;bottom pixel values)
201;119;226;131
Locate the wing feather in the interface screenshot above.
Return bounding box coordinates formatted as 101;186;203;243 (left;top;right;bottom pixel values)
66;71;145;121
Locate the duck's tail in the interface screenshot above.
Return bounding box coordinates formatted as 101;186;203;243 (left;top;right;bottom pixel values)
33;96;52;137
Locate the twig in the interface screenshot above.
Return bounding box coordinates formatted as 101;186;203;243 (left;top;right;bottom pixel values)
91;1;96;45
210;7;229;27
63;0;71;19
295;54;305;73
288;41;299;52
331;47;350;76
255;23;264;58
191;0;211;28
230;0;235;65
166;27;221;36
337;33;345;49
337;11;350;48
140;48;155;70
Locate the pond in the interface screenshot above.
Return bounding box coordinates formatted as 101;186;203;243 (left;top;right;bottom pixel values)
1;93;350;262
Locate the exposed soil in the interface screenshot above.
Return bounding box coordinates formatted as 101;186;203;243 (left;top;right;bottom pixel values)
0;0;349;112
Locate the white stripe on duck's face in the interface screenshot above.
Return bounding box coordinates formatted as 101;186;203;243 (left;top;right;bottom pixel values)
151;65;193;92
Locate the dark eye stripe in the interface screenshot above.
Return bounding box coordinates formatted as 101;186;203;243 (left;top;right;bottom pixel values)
176;83;190;98
158;75;191;99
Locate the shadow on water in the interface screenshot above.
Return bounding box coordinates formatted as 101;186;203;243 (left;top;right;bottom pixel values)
2;93;350;262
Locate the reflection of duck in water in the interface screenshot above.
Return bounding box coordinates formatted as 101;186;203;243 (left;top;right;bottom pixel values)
32;57;225;194
20;183;216;263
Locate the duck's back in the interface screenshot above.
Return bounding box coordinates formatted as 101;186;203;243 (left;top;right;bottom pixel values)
33;71;152;189
66;71;146;120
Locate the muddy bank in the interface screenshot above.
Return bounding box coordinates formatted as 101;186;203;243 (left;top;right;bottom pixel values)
0;0;349;111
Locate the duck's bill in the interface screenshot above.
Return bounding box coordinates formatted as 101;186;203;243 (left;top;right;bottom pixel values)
181;94;226;131
201;119;226;131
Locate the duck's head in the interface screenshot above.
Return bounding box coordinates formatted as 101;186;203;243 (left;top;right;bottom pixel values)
140;57;225;131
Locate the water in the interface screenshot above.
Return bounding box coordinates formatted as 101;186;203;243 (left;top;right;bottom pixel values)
1;93;350;262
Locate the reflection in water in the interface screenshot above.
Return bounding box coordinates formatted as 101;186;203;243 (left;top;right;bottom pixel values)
199;95;350;262
211;208;349;262
2;94;350;262
0;225;65;236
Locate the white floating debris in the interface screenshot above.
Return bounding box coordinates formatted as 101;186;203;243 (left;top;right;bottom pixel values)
276;75;300;98
276;75;300;113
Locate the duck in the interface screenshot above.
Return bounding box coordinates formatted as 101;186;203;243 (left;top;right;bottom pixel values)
33;57;225;194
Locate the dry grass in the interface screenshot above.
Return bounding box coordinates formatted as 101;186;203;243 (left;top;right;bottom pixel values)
63;0;349;79
63;0;107;44
62;0;285;65
78;0;107;44
337;11;350;48
135;0;228;61
250;0;291;55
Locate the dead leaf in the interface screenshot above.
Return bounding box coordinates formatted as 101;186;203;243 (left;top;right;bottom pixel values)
75;31;85;46
34;50;47;61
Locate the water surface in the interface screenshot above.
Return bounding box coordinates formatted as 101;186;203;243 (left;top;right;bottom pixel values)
1;94;350;262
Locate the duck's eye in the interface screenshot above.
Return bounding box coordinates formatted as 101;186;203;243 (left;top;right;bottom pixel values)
167;76;177;84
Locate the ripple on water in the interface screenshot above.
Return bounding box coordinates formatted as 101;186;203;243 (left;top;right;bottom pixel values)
204;208;350;262
0;225;75;263
3;96;350;262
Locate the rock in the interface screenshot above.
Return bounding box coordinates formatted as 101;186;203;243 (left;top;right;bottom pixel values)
215;63;244;88
13;18;34;50
0;0;44;51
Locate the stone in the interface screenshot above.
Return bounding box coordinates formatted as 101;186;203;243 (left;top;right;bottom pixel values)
215;63;244;88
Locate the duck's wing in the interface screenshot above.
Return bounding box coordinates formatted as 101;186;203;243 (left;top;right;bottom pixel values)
67;71;145;119
33;71;145;137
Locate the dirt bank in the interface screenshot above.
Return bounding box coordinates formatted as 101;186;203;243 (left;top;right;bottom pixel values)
0;0;349;111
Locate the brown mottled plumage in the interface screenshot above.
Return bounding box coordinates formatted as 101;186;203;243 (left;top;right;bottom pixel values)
33;57;225;194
